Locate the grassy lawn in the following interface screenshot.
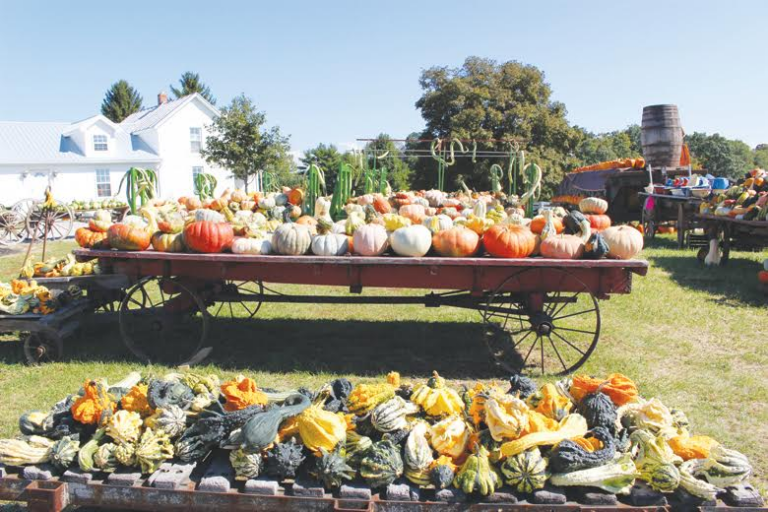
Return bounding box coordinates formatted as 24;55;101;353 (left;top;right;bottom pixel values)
0;238;766;497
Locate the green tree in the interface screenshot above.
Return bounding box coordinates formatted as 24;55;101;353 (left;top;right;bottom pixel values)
413;57;581;197
686;132;752;180
170;71;216;104
574;126;642;166
300;143;355;192
754;145;768;170
201;94;291;192
100;80;143;123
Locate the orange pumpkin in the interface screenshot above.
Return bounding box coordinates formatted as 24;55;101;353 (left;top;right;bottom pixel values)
151;232;185;253
758;270;768;284
530;215;564;234
75;227;109;249
540;234;584;260
432;227;480;257
107;224;151;251
372;194;392;214
296;215;318;235
183;221;234;253
482;224;536;258
287;188;305;206
209;198;228;211
586;214;611;232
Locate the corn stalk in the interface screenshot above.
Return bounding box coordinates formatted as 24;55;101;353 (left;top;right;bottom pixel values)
194;173;217;201
303;164;325;216
330;163;353;221
116;167;157;214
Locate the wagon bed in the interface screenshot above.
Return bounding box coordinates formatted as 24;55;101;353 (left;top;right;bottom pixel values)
696;214;768;265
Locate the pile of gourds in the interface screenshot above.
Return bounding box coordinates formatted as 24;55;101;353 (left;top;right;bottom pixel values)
699;169;768;221
74;187;644;261
20;254;99;279
69;199;127;212
0;370;754;502
0;280;82;316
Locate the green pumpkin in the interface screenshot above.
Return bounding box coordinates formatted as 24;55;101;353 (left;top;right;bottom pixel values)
360;440;403;488
500;447;548;494
583;233;609;259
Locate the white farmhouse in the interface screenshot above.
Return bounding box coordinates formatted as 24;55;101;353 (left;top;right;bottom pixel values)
0;93;233;206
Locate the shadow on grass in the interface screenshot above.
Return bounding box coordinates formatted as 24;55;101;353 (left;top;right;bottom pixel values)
0;316;510;379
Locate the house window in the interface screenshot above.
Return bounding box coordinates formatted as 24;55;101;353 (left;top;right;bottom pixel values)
96;169;111;197
190;127;202;152
192;166;203;192
93;135;108;151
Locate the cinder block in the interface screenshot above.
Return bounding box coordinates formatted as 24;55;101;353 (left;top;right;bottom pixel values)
244;478;279;496
148;462;196;490
63;468;94;484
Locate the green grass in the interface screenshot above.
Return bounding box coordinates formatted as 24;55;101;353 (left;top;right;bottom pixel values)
0;238;766;497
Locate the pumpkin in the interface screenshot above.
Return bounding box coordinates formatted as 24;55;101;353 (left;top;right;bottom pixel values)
399;204;426;224
432;227;480;257
353;223;389;256
183;221;234;253
579;197;608;214
89;209;112;232
454;446;501;496
411;371;464;417
500;447;548;494
186;197;202;211
360;440;403;488
265;439;306;479
311;232;348;256
586;214;611;232
272;223;312;255
194;208;225;223
157;212;185;234
240;200;257;211
107;223;151;251
422;214;453;234
429;415;470;459
390;225;432;257
530;215;564;235
297;403;347;453
75;227;109;249
231;236;272;255
482;224;536;258
372;194;391;214
151;232;185;253
424;189;445;207
570;373;638;406
287;188;304;206
601;225;644;259
583;232;609;259
540;234;584;259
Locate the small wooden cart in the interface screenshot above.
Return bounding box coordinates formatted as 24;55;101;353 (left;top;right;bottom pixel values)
696;214;768;265
638;192;705;249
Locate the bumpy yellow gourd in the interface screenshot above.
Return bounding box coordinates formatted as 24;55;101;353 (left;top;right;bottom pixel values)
429;415;471;459
411;371;464;417
120;384;153;417
485;394;530;442
528;383;572;421
348;383;396;415
297;404;347;454
106;410;143;445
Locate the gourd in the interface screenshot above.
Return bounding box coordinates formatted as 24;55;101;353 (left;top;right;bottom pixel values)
353;223;388;256
360;440;404;488
119;383;150;419
432;227;480;257
176;405;264;462
107;223;151;251
527;383;572;421
548;426;615;473
586;214;611;232
372;194;392;214
399;204;426;224
148;379;195;410
347;381;396;415
429;415;470;458
617;398;674;436
579;197;608;214
679;459;722;501
50;436;80;470
194;209;225;223
472;199;487;218
404;421;434;487
424;189;445;207
144;405;187;438
454;446;501;496
0;435;54;466
135;428;174;474
500;447;548;494
106;410;143;444
382;213;411;232
550;453;637;494
500;414;588;457
345;431;373;470
578;392;616;431
640;461;681;492
311;220;348;256
19;411;51;436
272;223;312;255
230;448;263;480
229;394;311;452
509;374;537;399
297;403;347;453
231;236;272;255
89;209;113;232
485;394;529;441
430;455;457;489
151;231;185;253
71;379;115;425
287;187;304;206
530;212;564;235
183;220;234;253
421;214;453;234
540;234;584;259
75;227;109;249
93;442;119;472
265;439;306;479
389;225;432;257
601;225;644;260
570;373;638;406
693;444;752;487
668;435;718;460
410;371;463;417
311;448;355;488
583;232;609;259
259;196;276;210
157;211;184;234
371;397;418;433
482;224;536;258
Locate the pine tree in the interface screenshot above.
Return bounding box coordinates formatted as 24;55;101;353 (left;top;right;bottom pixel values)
170;71;216;104
100;80;143;123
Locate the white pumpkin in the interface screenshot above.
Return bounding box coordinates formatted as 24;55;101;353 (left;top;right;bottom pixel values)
390;225;432;257
258;196;276;210
252;212;267;228
353;223;389;256
424;189;445;207
412;196;429;208
579;197;608;214
345;203;364;218
271;223;312;255
331;220;347;235
231;236;272;255
601;225;643;259
422;214;454;234
311;232;349;256
194;209;225;223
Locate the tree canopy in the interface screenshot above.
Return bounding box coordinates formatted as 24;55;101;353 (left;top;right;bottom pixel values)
100;80;143;123
171;71;216;104
685;132;755;180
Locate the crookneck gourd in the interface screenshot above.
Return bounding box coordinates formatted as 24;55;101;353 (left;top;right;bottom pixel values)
228;394;310;452
548;426;616;473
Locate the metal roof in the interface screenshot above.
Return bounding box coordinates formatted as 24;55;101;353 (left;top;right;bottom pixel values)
120;95;193;132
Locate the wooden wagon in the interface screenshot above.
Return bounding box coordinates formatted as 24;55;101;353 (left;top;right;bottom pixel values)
637;192;706;249
696;214;768;265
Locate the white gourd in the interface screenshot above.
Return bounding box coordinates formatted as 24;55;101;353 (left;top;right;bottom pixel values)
390;225;432;257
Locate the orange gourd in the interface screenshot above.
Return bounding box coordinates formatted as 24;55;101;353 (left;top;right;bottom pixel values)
107;224;151;251
121;383;153;417
295;215;319;235
75;227;109;249
287;188;305;206
530;215;564;234
221;375;269;411
432;227;480;257
400;204;426;224
71;380;116;425
668;435;718;460
373;194;392;214
586;214;611;232
569;373;638;406
482;224;536;258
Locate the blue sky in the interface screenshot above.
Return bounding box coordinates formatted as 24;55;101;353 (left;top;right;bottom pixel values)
1;0;766;155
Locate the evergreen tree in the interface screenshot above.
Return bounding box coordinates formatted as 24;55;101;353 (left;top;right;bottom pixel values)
100;80;143;122
170;71;216;104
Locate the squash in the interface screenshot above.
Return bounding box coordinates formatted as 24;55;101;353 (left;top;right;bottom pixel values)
311;448;355;488
311;220;349;256
668;435;718;460
221;375;268;411
106;409;143;444
345;431;373;470
50;436;80;470
404;421;434;487
563;210;592;242
399;204;426;224
135;427;174;474
579;197;608;214
641;461;681;492
194;209;225;223
540;234;584;259
550;453;637;494
71;379;116;425
231;236;272;255
679;459;721;501
454;446;501;496
120;383;153;417
429;415;470;459
157;211;185;234
107;223;151;251
297;403;347;453
527;383;572;421
577;391;616;431
485;394;529;441
410;371;463;417
549;426;615;473
570;373;638;406
183;221;234;253
272;223;312;255
151;231;185;253
145;405;187;438
265;439;306;479
89;209;112;232
500;447;548;494
93;442;119;472
230;447;264;481
586;214;611;232
75;227;109;249
389;225;432;257
424;189;445;207
530;214;564;235
601;225;644;260
382;214;411;232
583;232;609;259
693;444;752;487
430;455;457;489
360;440;404;488
229;394;310;453
422;214;453;234
78;428;106;472
18;411;50;436
499;414;588;458
287;187;304;206
348;381;396;415
372;194;392;214
482;223;536;258
371;396;418;433
0;435;54;467
432;226;480;257
509;374;537;399
353;223;388;256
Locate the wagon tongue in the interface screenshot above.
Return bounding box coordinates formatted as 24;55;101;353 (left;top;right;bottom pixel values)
180;347;213;366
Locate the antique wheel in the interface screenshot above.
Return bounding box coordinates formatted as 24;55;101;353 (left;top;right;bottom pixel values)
10;199;37;242
641;208;656;241
24;332;64;365
208;280;264;319
27;204;74;241
482;269;601;376
119;277;211;365
0;209;25;246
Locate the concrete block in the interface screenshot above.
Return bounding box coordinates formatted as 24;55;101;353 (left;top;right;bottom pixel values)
62;468;94;484
148;462;196;490
244;478;279;496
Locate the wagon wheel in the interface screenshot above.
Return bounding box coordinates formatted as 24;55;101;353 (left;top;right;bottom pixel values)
481;269;601;376
23;332;64;365
27;203;74;241
0;210;25;246
641;207;656;240
10;198;37;242
119;277;211;365
718;224;731;266
209;280;264;319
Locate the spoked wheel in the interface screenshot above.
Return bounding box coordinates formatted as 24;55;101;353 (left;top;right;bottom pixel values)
119;277;211;365
0;209;25;246
24;332;64;365
482;269;601;376
208;280;264;319
10;199;37;242
641;208;656;241
27;204;74;241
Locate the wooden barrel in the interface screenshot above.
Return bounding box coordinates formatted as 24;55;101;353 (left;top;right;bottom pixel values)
641;104;683;168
